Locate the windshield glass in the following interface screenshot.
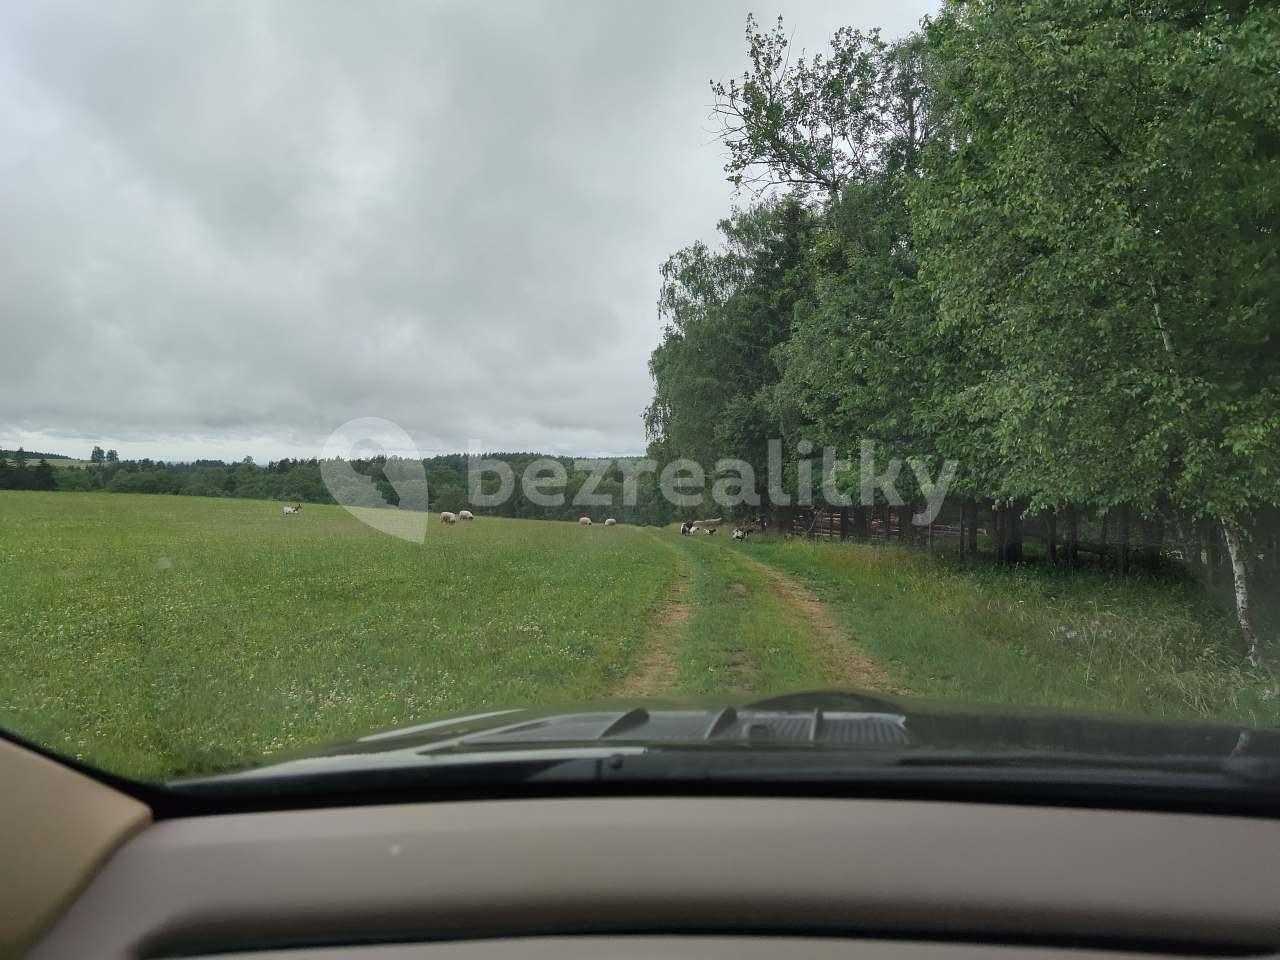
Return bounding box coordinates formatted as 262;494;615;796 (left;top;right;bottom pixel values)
1;0;1278;789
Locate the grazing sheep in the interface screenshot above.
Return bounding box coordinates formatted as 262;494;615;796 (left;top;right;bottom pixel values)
604;518;616;526
440;511;457;524
458;510;475;520
680;521;693;536
703;526;717;535
732;527;748;541
282;504;301;516
578;517;592;526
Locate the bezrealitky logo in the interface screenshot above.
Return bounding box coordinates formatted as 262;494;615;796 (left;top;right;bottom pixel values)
320;418;430;543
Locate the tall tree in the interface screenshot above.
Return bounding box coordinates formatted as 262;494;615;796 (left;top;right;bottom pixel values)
710;15;895;200
31;459;56;491
915;0;1280;659
645;196;817;509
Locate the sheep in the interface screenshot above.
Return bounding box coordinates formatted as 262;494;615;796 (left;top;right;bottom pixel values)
282;504;301;516
578;517;592;526
440;511;457;524
458;510;475;520
604;518;617;526
703;526;717;535
680;521;693;536
732;527;748;541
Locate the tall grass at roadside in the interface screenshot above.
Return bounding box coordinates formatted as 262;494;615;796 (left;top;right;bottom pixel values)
738;538;1280;728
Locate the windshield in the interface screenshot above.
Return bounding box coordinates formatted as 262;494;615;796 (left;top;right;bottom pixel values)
1;0;1278;794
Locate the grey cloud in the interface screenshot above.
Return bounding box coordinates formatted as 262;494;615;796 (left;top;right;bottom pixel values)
0;0;935;461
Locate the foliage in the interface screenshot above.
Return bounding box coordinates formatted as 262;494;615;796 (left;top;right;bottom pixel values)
0;451;57;492
648;5;1280;659
645;196;817;503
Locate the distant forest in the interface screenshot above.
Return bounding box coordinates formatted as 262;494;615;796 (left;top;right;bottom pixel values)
25;453;682;528
0;448;70;461
0;452;58;492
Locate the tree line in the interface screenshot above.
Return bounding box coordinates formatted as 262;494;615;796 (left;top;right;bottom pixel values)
30;452;682;527
0;450;57;491
644;1;1280;662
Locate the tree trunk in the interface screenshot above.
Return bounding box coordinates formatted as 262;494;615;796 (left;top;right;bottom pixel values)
1118;505;1131;575
1221;519;1261;668
1206;520;1223;588
1065;505;1079;568
958;500;967;558
1007;506;1024;564
1180;515;1203;579
968;498;978;554
993;503;1023;565
1145;518;1164;572
1046;511;1058;565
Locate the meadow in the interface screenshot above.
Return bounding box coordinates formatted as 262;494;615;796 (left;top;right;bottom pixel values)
0;492;675;779
2;491;1275;782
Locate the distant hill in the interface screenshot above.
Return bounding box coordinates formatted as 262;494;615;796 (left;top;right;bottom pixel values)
0;448;71;461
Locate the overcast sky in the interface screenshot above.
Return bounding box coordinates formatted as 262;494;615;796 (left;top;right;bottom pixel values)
1;0;935;462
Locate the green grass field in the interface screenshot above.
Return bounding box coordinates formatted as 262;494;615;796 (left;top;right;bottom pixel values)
0;493;675;778
2;491;1274;781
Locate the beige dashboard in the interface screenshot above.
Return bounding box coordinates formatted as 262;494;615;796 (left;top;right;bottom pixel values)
193;940;1280;960
7;736;1280;960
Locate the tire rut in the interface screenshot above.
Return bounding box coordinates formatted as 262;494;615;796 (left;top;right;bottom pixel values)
614;549;692;698
734;552;893;692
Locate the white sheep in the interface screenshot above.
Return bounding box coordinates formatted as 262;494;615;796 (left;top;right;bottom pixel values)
604;518;617;526
578;517;592;526
282;504;301;516
458;510;475;520
440;511;457;524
